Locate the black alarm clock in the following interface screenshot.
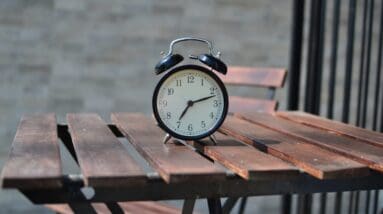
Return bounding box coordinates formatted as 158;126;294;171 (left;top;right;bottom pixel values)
153;37;229;144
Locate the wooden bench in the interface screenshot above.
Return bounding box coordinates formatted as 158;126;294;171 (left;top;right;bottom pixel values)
218;66;287;212
219;66;287;113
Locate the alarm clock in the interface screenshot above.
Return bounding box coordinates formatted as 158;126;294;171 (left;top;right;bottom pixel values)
152;37;229;144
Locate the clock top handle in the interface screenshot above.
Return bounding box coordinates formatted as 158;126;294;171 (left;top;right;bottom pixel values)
155;37;227;75
166;37;221;59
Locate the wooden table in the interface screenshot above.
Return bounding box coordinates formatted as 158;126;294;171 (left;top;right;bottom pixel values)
1;111;383;213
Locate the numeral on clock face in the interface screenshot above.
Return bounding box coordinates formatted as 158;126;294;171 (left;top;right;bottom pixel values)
176;80;182;87
210;87;217;95
187;75;194;83
155;68;226;139
168;88;174;95
188;124;193;131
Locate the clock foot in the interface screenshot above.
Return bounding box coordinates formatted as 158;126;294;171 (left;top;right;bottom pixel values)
209;135;218;145
175;139;197;151
163;134;172;144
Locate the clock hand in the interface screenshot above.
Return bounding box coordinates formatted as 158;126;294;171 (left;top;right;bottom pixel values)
178;100;193;120
192;95;216;104
178;96;215;120
178;106;190;120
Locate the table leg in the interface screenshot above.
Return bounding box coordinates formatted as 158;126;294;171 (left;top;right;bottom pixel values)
207;198;223;214
238;197;247;214
281;194;292;214
106;202;124;214
21;189;97;214
68;203;97;214
182;198;196;214
222;197;239;214
297;194;312;214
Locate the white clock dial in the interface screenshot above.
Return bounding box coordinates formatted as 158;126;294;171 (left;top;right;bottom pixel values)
154;66;227;139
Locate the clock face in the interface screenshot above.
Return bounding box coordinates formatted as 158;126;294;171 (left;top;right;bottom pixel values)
153;65;228;140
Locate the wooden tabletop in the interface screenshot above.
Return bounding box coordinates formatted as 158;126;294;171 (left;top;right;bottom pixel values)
1;111;383;203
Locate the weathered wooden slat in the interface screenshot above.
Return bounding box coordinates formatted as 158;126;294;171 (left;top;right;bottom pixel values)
278;111;383;148
45;203;108;214
111;113;226;183
219;66;287;88
220;116;369;179
46;202;181;214
237;112;383;172
67;114;146;187
118;202;181;214
191;133;298;180
1;114;62;189
229;96;277;113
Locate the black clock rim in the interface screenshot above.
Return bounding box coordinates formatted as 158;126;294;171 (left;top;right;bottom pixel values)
152;64;229;141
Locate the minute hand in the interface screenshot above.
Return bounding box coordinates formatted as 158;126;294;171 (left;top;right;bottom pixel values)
192;95;216;104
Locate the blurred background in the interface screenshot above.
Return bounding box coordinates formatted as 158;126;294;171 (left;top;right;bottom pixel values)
0;0;382;213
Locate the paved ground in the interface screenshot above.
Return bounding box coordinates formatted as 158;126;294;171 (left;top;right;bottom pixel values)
0;0;382;213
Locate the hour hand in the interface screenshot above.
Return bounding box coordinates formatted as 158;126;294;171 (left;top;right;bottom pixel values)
192;95;216;104
179;100;193;120
178;105;190;120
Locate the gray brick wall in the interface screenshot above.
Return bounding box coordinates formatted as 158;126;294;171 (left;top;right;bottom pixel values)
0;0;292;212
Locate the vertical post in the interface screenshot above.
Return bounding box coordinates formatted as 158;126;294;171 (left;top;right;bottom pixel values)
287;0;305;111
304;0;326;115
327;0;341;119
342;0;357;123
361;0;375;127
281;194;292;214
319;193;327;214
354;191;360;213
328;1;342;210
373;190;380;214
356;0;369;126
286;1;305;213
334;192;343;214
365;191;371;214
207;198;223;214
301;0;326;212
348;192;355;214
298;194;312;214
372;0;383;131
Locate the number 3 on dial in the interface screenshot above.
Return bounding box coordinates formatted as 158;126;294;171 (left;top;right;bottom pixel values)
153;65;229;140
